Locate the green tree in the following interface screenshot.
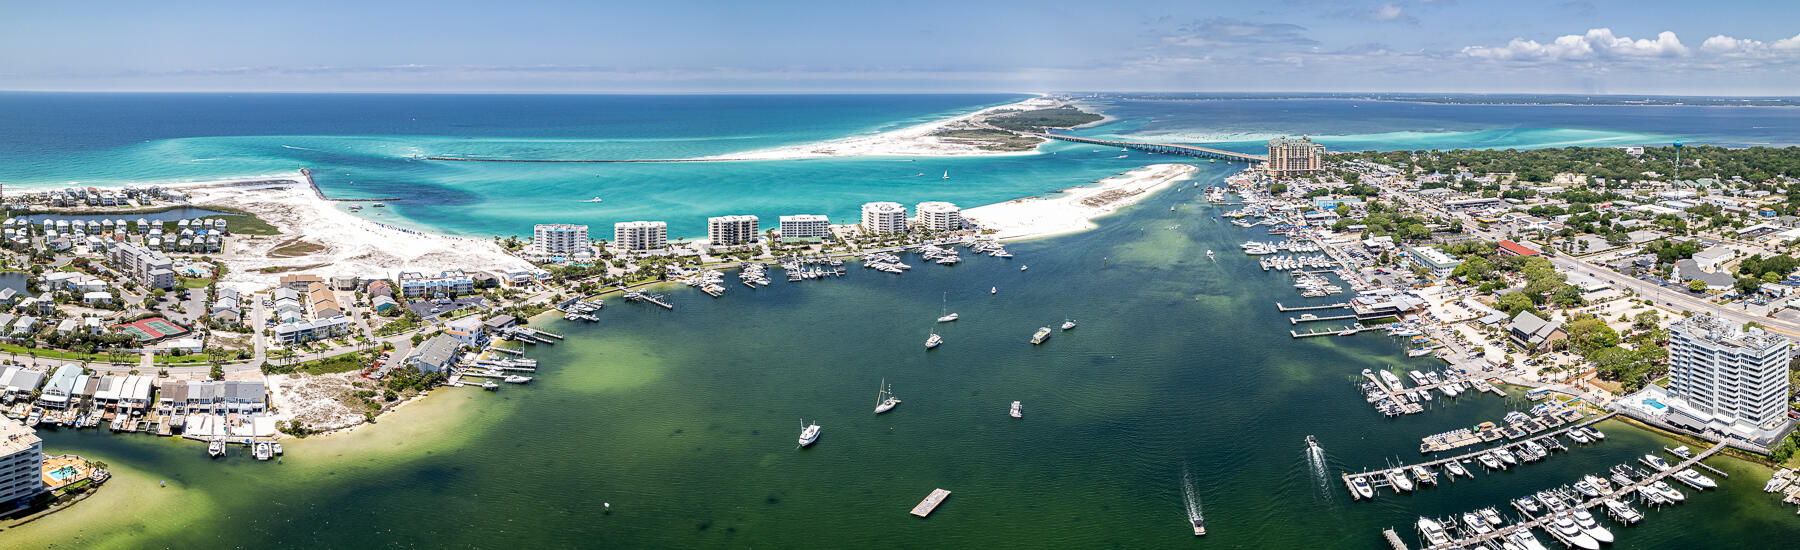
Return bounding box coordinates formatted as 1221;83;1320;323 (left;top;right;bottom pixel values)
1688;280;1708;293
1496;292;1535;317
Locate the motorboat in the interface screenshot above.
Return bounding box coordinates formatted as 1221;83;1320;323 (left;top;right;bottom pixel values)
582;196;604;203
1523;440;1547;460
991;286;997;294
937;313;959;323
874;379;901;414
1020;265;1029;271
926;332;943;349
1495;448;1519;465
1030;327;1052;344
1445;460;1469;478
1583;426;1605;441
1506;530;1550;550
1386;469;1414;492
1571;510;1614;544
273;443;284;456
1009;401;1023;419
1573;480;1600;498
1306;435;1319;450
1478;453;1503;470
1650;480;1685;502
1416;517;1453;546
1411;465;1434;484
1548;516;1601;550
1061;319;1077;331
504;375;532;384
1481;507;1504;526
798;420;821;447
1670;445;1692;458
208;439;225;458
1643;454;1672;471
1514;496;1541;515
1568;429;1590;444
1462;512;1492;534
1350;476;1375;499
1584;474;1612;493
482;381;499;391
1675;469;1717;490
1603;498;1642;525
254;442;272;461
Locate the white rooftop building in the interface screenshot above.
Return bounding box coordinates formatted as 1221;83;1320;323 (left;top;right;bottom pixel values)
860;202;907;235
707;215;759;248
532;224;590;255
613;221;669;252
0;418;43;504
778;214;830;240
1663;314;1794;442
915;201;963;232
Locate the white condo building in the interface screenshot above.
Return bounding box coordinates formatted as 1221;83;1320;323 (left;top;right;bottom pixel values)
861;202;907;235
915;201;963;232
614;221;669;252
532;224;590;255
0;418;43;504
1665;314;1793;440
707;215;759;247
779;214;830;240
108;240;175;290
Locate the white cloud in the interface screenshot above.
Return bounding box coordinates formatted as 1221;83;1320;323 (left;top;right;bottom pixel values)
1370;3;1406;22
1462;28;1688;61
1700;32;1800;56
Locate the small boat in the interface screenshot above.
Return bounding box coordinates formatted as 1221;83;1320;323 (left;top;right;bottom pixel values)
504;375;532;384
1030;327;1052;344
482;381;499;391
1350;475;1374;499
1495;448;1519;465
1481;507;1503;526
1583;426;1605;440
1514;496;1541;515
1206;250;1215;260
942;171;949;180
1478;453;1502;470
990;286;997;295
24;407;41;427
1009;401;1023;418
1603;498;1642;524
254;442;272;461
1643;454;1672;471
1306;435;1318;450
1444;460;1469;477
583;196;604;203
1573;480;1600;498
926;332;943;349
1507;530;1550;550
1191;517;1205;536
874;379;901;414
1020;265;1029;271
1670;445;1692;458
1061;319;1077;331
1584;474;1612;493
371;203;387;208
1568;429;1590;444
1650;480;1685;502
272;443;284;456
208;440;225;458
937;313;959;323
1385;469;1413;492
798;420;821;447
1461;512;1492;534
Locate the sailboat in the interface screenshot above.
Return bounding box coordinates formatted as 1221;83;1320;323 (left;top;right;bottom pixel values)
936;292;958;322
942;171;949;180
874;379;901;414
582;196;604;203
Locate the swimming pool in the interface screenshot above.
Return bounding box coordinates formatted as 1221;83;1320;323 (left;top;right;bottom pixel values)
1642;398;1668;410
46;465;79;482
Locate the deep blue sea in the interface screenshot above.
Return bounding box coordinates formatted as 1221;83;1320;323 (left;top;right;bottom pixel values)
3;92;1798;240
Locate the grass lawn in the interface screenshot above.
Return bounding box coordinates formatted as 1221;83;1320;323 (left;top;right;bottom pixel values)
374;316;421;336
179;277;212;289
269;239;327;258
0;344;117;363
204;206;281;235
268;349;375;375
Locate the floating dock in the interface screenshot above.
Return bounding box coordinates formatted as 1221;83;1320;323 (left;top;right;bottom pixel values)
1277;302;1349;312
911;488;952;517
1343;412;1618;499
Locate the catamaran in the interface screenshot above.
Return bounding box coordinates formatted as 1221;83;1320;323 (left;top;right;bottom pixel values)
798;420;821;447
874;379;901;414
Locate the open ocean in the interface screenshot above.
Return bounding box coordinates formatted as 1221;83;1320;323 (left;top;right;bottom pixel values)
7;93;1800;548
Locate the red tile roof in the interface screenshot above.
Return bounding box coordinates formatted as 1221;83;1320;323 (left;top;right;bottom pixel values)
1498;240;1541;257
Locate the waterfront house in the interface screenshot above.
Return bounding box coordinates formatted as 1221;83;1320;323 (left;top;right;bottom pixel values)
179;381;267;414
40;365;83;409
407;334;464;374
0;367;46;401
119;375;154;414
1507;311;1566;351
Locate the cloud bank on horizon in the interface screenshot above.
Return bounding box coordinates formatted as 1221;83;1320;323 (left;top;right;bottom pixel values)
0;0;1794;95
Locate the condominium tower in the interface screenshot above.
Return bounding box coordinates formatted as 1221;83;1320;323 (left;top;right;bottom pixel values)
860;202;907;235
707;215;759;247
614;221;669;252
1667;313;1793;437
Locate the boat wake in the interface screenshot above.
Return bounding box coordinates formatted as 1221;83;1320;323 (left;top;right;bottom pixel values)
1181;464;1204;524
281;145;320;152
1305;442;1332;500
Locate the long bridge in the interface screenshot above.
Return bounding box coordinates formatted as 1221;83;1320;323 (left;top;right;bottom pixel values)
1025;132;1269;164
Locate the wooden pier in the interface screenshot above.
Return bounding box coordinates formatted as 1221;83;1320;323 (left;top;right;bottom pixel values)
1291;314;1356;325
623;289;675;310
1277;302;1349;312
911;488;952;517
1382;528;1410;550
1344;412;1619;498
1417;441;1728;550
1292;324;1369;338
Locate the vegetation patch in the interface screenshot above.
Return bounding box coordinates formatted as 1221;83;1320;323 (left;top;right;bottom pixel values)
984;107;1104;132
929;129;1044;151
269;238;328;258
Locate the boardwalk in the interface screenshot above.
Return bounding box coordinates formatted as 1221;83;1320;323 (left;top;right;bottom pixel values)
1419;441;1728;550
1344;412;1619;495
1026;132;1270;163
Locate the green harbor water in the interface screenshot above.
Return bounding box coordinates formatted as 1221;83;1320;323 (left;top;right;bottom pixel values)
18;164;1800;548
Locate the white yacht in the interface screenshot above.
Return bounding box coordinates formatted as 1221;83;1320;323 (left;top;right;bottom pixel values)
1571;510;1613;544
1643;454;1672;471
1386;469;1414;492
926;332;943;349
1478;453;1502;470
1675;469;1717;489
1461;512;1492;534
797;420;821;447
937;313;959;323
936;292;958;322
504;375;532;384
1583;426;1605;440
1650;480;1685;502
1603;498;1642;524
1506;530;1550;550
208;439;225;458
254;442;272;461
1584;474;1612;493
874;379;901;414
1031;327;1052;345
1573;480;1600;498
1416;517;1452;546
1061;319;1077;331
1495;448;1519;465
1350;475;1375;499
1480;507;1504;526
1568;429;1590;444
990;286;997;294
1009;401;1023;418
1444;460;1469;477
1549;516;1601;550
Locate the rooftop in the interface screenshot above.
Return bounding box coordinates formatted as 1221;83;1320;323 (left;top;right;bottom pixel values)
0;417;41;456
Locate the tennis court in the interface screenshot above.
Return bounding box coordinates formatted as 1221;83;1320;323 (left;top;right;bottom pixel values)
113;316;190;342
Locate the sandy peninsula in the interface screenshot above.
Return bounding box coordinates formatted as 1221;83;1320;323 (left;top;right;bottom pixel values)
171;175;533;291
703;95;1062;160
964;163;1199;242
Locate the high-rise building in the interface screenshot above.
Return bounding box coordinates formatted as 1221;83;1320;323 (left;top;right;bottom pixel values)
1667;314;1792;437
860;202;907;235
532;224;590;255
1265;136;1325;178
108;240;175;289
778;214;830;240
915;202;963;232
0;418;43;504
707;215;759;247
614;221;669;252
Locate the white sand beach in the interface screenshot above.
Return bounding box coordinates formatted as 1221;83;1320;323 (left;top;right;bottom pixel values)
173;174;533;291
964;163;1199;242
704;95;1061;160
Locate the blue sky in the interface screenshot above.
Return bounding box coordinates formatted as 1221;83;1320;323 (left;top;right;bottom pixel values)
2;0;1795;94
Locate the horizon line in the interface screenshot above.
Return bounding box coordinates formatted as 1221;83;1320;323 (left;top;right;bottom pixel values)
1;89;1797;99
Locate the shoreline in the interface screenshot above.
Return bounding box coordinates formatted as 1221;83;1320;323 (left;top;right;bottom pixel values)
697;95;1060;160
965;163;1200;242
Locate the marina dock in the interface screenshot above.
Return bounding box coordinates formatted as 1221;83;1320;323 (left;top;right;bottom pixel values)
1277;302;1349;312
623;289;675;310
1344;412;1618;498
1417;441;1728;550
1291;314;1356;324
1292;324;1370;338
911;488;952;517
1382;528;1410;550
